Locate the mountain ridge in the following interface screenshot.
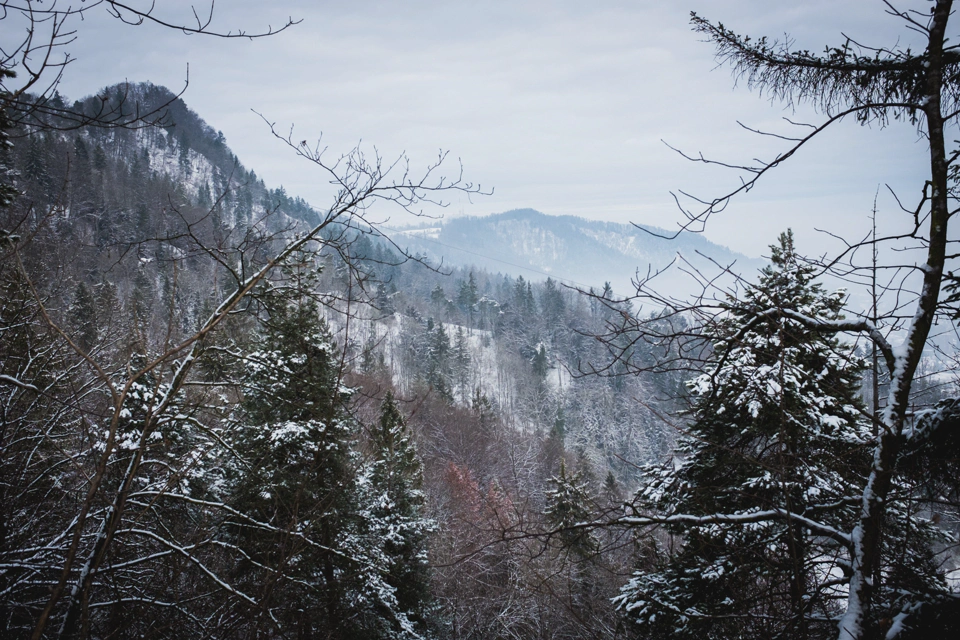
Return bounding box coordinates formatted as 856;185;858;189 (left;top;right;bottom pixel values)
394;208;763;298
51;82;754;301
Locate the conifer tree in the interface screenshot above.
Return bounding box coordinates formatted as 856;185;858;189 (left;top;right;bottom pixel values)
452;326;472;403
377;281;396;315
361;392;434;638
546;459;598;559
531;343;549;382
69;282;98;352
70;135;95;216
92;143;107;173
424;320;452;400
197;181;212;208
21;134;52;206
178;134;191;176
541;405;566;476
223;279;364;636
675;7;960;635
540;277;566;344
224;269;429;638
617;232;877;639
430;284;447;319
457;272;479;322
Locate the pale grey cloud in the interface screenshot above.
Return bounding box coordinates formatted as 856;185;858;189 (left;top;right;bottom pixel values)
46;0;942;257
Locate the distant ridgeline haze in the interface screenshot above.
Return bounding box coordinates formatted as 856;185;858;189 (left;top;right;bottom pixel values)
392;208;762;301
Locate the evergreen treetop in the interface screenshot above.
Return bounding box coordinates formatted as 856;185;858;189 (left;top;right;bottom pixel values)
618;232;874;640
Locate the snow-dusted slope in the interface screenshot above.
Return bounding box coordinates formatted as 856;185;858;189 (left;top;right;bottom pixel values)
394;209;763;300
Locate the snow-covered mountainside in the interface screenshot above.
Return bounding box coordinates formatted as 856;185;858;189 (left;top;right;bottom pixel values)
393;209;763;300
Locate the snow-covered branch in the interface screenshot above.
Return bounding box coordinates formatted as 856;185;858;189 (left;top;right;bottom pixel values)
618;509;852;547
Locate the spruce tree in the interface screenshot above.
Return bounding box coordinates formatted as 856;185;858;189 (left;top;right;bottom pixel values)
540;277;566;344
224;272;429;638
225;286;363;636
424;320;452;400
430;285;447;319
617;232;874;639
21;134;52;206
361;392;434;638
70;135;94;216
70;282;98;352
452;326;472;403
545;459;598;559
531;343;549;382
457;272;479;322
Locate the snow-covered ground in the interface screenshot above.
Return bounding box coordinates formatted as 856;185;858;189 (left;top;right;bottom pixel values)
322;310;570;424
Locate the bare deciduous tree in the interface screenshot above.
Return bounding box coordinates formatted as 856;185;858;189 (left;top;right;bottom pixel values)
0;1;299;132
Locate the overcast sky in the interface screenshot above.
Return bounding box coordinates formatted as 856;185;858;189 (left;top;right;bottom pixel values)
34;0;946;258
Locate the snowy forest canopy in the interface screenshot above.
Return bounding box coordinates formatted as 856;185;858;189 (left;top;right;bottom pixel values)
3;2;960;640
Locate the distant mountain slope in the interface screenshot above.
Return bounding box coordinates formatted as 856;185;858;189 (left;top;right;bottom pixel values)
43;85;756;302
393;209;763;299
50;82;319;227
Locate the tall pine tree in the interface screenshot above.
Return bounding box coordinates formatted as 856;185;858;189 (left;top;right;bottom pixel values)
223;265;432;638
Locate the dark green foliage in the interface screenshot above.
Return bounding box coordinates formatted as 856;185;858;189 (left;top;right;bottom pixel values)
540;277;566;337
377;281;396;315
546;459;598;558
513;275;536;317
178;133;192;175
365;392;434;636
222;280;430;639
70;135;95;216
430;284;447;317
92;144;107;173
531;343;549;381
618;232;873;639
457;272;478;316
424;320;452;400
69;282;98;352
226;290;363;636
197;180;212;208
21;134;53;206
452;326;471;402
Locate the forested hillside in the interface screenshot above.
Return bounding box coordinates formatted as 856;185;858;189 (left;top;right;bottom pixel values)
9;2;960;639
1;83;684;638
5;76;960;640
